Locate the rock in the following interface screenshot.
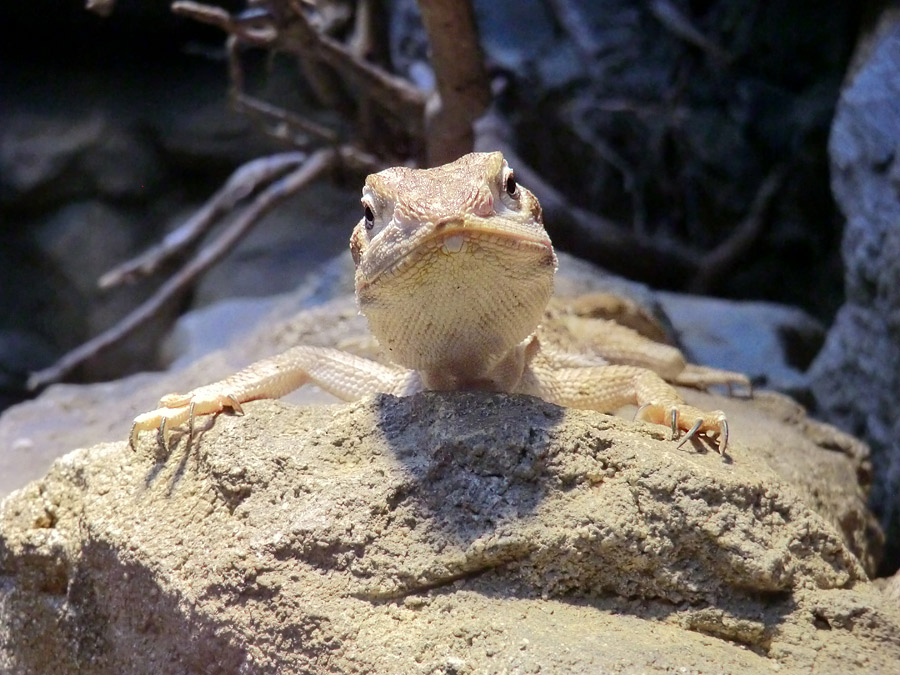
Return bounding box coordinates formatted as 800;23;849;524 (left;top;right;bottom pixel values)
658;292;825;401
884;568;900;604
1;393;896;673
31;200;174;381
0;113;162;206
0;234;888;670
163;253;357;368
0;330;55;411
808;7;900;572
0;233;70;411
152;98;287;171
0;114;103;201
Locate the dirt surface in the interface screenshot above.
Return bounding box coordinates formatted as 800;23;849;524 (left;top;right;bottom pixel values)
2;389;897;673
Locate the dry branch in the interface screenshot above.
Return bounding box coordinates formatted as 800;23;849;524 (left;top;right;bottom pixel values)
29;149;342;389
545;0;603;60
417;0;491;165
172;1;278;46
280;0;427;131
232;94;340;146
648;0;732;65
99;153;310;288
688;164;787;293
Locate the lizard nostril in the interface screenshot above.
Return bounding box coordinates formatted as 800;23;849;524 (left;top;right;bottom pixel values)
474;193;493;218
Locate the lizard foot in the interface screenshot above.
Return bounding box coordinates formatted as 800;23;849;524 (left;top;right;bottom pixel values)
635;402;728;455
129;388;244;452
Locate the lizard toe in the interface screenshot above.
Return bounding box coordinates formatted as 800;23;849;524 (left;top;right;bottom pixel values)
635;401;728;454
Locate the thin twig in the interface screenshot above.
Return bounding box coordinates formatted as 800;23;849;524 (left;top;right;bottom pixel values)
233;93;340;145
227;33;245;94
224;29;340;148
283;0;427;130
648;0;732;65
99;153;309;288
172;1;278;46
566;100;648;236
545;0;603;61
29;149;339;390
178;0;427;135
688;164;788;293
335;144;386;176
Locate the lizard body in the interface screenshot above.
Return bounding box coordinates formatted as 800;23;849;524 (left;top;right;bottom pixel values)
132;152;747;453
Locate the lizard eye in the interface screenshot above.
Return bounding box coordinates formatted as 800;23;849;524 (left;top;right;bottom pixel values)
363;204;375;230
505;170;518;199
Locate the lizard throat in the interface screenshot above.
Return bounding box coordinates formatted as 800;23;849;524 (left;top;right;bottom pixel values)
355;229;557;377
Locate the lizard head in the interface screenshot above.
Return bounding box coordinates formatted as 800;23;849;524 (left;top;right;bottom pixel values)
349;151;558;383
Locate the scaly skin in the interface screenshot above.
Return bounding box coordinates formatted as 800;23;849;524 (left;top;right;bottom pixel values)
132;152;747;453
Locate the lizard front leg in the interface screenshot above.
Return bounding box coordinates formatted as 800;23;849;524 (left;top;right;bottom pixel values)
130;346;422;450
520;361;728;454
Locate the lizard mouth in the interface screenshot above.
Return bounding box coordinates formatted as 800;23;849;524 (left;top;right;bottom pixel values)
359;223;555;288
428;226;553;258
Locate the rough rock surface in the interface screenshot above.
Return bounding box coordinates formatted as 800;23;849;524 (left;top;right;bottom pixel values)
809;8;900;571
2;391;897;674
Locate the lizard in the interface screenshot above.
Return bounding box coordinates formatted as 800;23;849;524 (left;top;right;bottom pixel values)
130;151;748;454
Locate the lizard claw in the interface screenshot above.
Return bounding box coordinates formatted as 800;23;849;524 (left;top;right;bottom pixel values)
636;403;729;455
129;388;245;453
157;416;169;451
676;418;703;449
227;395;245;415
716;419;728;455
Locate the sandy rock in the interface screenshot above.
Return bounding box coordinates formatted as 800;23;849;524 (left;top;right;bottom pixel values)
0;254;862;519
1;392;897;673
883;568;900;604
0;242;887;671
0;253;881;572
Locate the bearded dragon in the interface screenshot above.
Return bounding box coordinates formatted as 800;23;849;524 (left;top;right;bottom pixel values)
131;152;748;453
